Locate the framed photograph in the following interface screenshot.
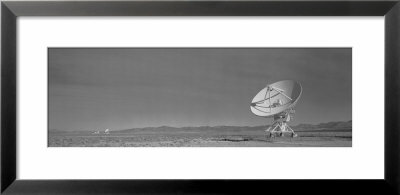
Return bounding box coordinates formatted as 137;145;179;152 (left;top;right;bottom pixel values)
2;0;399;194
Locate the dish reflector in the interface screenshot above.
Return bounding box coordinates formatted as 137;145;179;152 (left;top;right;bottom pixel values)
250;80;302;118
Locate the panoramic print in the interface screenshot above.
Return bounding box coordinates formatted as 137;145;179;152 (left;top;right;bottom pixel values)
48;48;352;147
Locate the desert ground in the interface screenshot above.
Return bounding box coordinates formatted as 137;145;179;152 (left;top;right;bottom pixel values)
49;127;352;147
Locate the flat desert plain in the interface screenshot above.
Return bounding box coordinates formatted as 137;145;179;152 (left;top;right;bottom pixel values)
49;123;352;147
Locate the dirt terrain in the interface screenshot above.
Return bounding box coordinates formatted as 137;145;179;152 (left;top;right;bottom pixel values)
49;127;352;147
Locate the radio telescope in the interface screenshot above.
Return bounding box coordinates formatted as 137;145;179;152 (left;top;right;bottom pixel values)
250;80;302;138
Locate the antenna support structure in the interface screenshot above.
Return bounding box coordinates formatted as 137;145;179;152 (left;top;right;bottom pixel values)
265;108;297;138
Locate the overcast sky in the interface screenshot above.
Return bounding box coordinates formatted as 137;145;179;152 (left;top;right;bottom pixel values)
49;48;351;131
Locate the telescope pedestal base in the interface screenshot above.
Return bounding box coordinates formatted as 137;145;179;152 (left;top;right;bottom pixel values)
265;122;297;138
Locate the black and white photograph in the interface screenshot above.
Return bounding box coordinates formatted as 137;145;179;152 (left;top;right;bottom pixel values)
48;48;352;147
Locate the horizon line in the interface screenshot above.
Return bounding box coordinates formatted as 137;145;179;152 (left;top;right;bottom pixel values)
50;119;352;132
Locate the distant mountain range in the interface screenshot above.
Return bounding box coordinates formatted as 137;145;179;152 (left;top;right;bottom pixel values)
113;120;352;133
294;120;352;131
49;120;351;134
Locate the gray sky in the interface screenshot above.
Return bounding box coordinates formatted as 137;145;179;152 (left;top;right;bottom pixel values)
49;48;351;131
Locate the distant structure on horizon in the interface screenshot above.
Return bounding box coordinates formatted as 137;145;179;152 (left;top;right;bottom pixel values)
91;129;110;134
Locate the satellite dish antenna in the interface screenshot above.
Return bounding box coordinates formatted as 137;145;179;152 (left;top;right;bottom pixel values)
250;80;302;138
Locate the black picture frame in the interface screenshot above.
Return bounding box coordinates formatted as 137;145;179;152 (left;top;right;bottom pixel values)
1;1;399;194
